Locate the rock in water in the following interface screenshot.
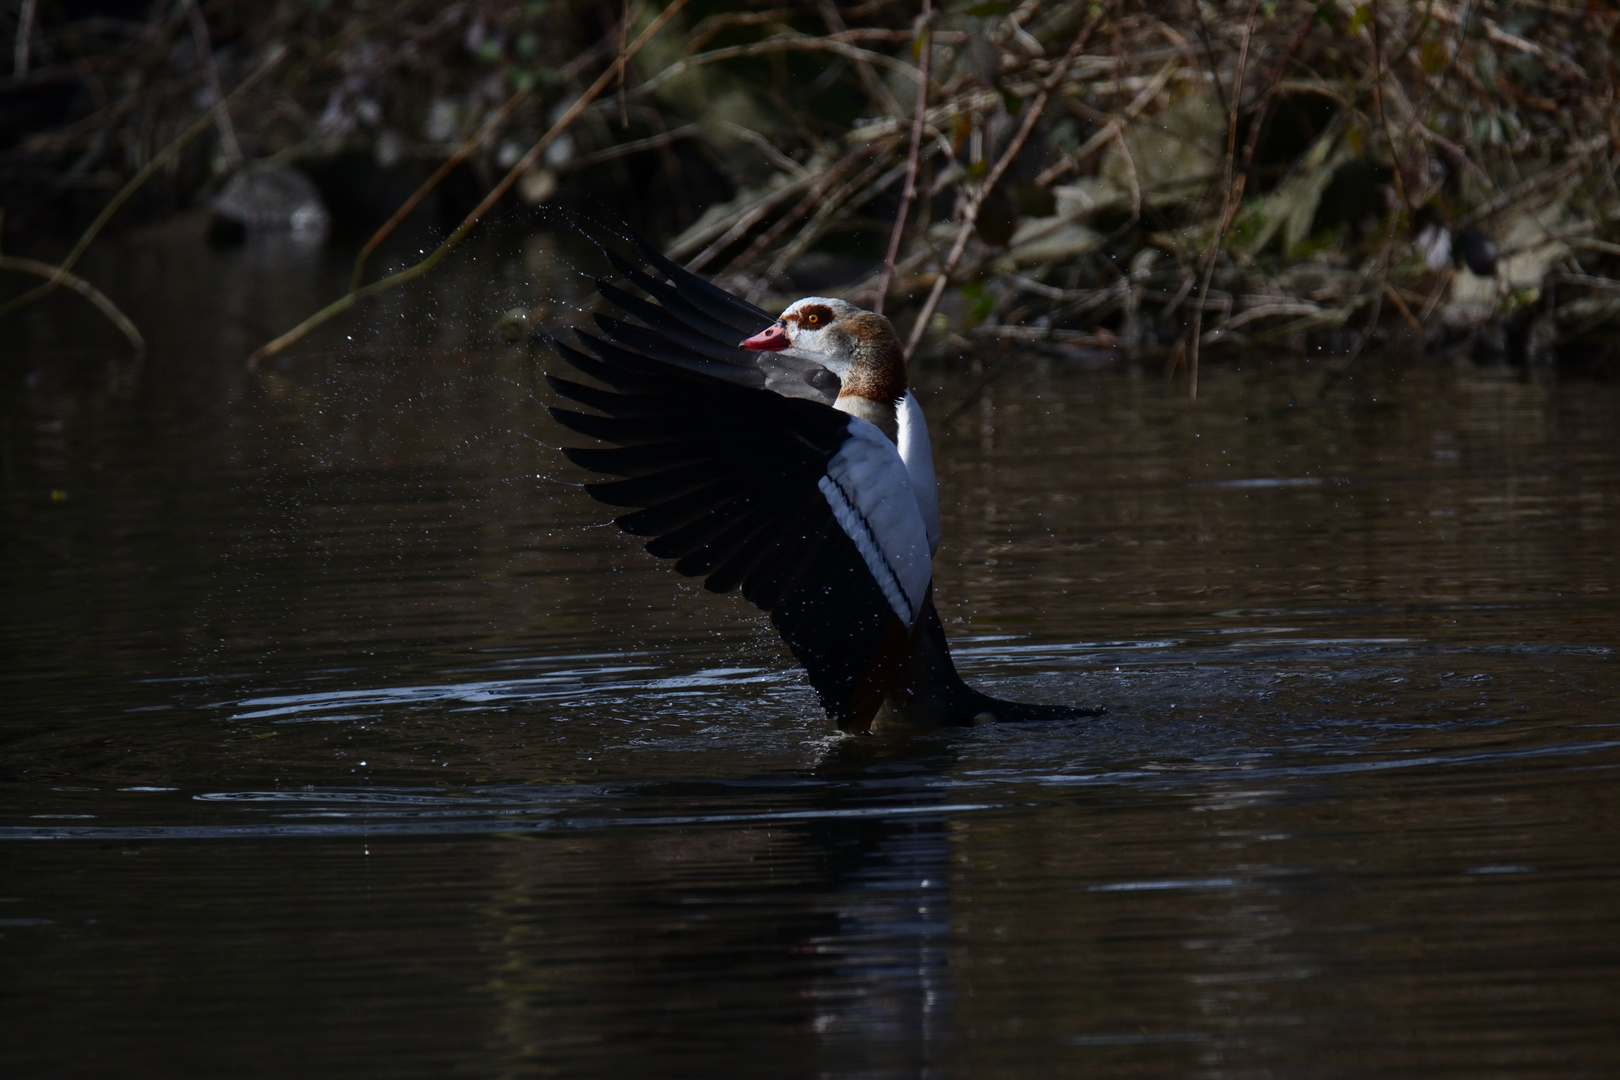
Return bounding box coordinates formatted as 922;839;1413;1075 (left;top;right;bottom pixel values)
211;166;330;240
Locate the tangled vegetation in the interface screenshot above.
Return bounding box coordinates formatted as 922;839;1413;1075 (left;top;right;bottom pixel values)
4;0;1619;380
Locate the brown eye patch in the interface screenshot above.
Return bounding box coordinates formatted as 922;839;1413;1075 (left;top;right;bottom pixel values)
797;303;834;327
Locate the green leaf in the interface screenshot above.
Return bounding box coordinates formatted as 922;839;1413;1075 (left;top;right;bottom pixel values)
959;278;996;323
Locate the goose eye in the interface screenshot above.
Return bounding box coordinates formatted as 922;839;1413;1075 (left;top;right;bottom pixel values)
805;313;818;324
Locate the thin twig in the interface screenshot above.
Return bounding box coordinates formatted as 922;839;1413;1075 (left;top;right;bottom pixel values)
562;123;701;171
248;0;691;368
635;33;926;99
14;71;200;157
1188;1;1229;119
1546;272;1620;292
185;0;242;168
1186;0;1260;401
719;120;808;178
1408;0;1472;126
874;0;931;317
672;172;818;267
682;8;797;55
1321;288;1385;391
719;180;845;277
0;255;145;357
618;0;631;127
1369;0;1410;211
1455;140;1606;227
816;0;904;117
1207;14;1314;264
14;0;38;79
845;247;939;306
1419;267;1453;324
903;11;1104;359
350;86;532;293
346;11;628;293
1034;56;1180;186
755;151;903;296
1236;12;1316;190
1382;281;1423;333
735;141;911;300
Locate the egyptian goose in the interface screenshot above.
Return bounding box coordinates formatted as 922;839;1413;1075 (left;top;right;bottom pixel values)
545;237;1093;734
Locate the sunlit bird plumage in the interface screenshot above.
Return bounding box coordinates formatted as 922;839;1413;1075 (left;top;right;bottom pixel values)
545;236;1095;733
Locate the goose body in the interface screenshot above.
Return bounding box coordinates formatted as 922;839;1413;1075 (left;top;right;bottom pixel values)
546;237;1092;734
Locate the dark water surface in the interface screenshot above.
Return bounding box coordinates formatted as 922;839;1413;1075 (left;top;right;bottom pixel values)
3;227;1618;1077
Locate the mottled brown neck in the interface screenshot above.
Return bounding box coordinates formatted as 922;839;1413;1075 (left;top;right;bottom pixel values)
835;312;907;407
835;394;898;441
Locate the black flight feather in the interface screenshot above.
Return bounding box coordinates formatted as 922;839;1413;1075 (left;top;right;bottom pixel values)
626;234;777;335
546;248;908;728
562;444;708;479
593;312;757;373
605;253;755;347
595;285;763;370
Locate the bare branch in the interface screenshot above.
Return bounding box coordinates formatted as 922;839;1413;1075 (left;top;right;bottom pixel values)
904;10;1106;359
248;0;692;367
875;1;932;316
0;255;145;357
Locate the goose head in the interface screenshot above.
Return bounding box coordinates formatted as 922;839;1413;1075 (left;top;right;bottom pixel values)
741;297;907;421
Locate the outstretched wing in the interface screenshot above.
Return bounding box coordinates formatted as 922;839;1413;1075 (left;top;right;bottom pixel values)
592;235;843;405
546;269;933;732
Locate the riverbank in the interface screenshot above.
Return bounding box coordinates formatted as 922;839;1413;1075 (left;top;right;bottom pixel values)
4;1;1618;377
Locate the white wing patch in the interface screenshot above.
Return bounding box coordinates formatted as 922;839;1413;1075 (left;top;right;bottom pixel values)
896;391;940;556
818;419;934;627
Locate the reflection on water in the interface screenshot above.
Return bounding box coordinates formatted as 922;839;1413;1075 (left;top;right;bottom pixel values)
2;225;1618;1076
